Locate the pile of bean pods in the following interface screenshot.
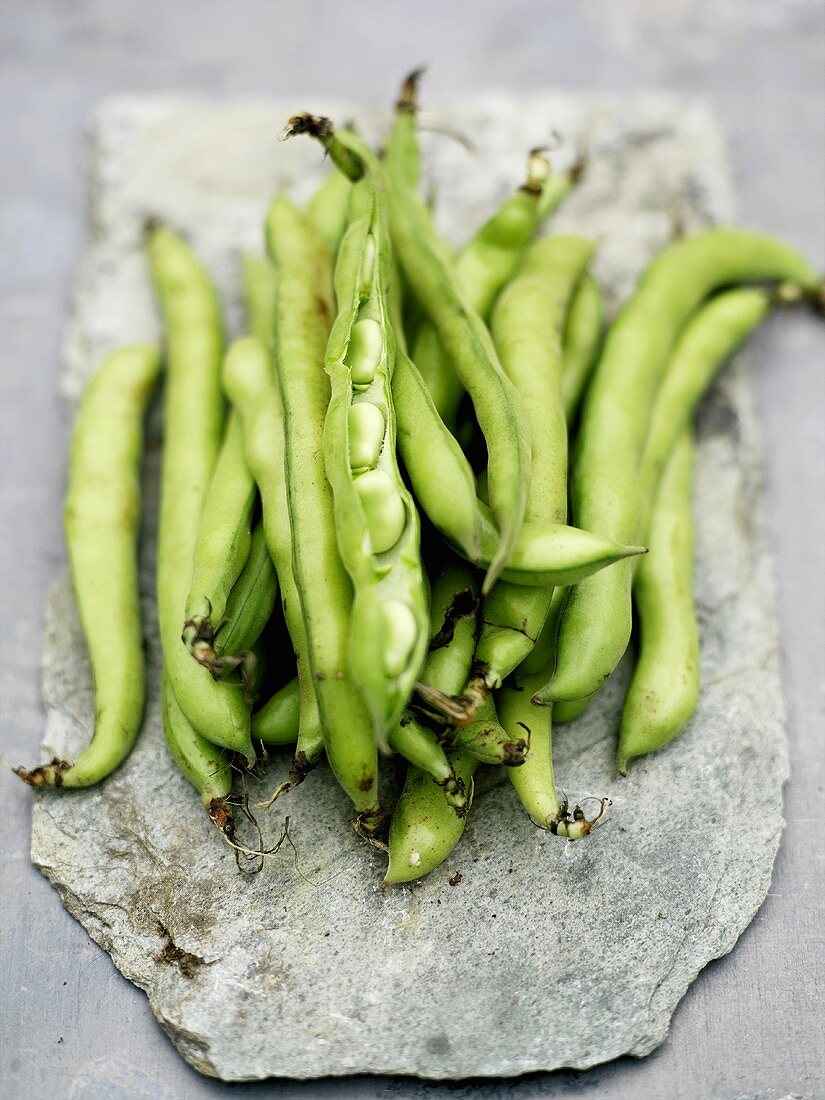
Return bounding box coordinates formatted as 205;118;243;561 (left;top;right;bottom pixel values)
18;74;824;885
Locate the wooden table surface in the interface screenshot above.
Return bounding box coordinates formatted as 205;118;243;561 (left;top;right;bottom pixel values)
1;2;823;1097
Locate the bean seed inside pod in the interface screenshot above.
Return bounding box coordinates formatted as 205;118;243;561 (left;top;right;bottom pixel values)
382;602;420;677
354;468;406;553
346;318;383;387
382;601;418;678
360;235;377;296
348;402;385;472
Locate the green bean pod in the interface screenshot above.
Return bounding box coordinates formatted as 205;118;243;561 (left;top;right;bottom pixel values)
389;718;467;811
147;226;254;764
305;160;352;255
478;516;646;588
214;521;279;681
392;346;485;563
182;411;257;670
497;600;611;836
472;237;594;700
241;254;278;347
618;431;700;773
412;149;575;425
16;346;160;789
390;564;479;810
544;227;821;705
222;336;325;788
385;96;532;593
252;677;300;746
552;694;595;724
161;676;234;837
266;193;383;833
449;698;528;766
384;748;477;886
292;123;429;737
636;287;772;527
561;271;604;422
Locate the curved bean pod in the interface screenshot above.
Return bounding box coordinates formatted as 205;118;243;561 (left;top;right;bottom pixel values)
288;121;429;736
147;225;254;763
384;749;477;886
222;336;324;789
305;160;352;255
561;271;604;422
266;194;383;834
618;431;699;774
390;564;479;810
542;288;772;720
498;600;611;836
449;698;527;766
182;411;256;670
636;287;772;527
162;676;234;837
472;236;594;699
241;254;278;347
544;227;821;704
412;149;574;425
385;93;532;593
252;676;300;747
214;521;279;682
16;345;160;789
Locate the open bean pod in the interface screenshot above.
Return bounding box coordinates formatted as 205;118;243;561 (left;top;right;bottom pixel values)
292;120;430;738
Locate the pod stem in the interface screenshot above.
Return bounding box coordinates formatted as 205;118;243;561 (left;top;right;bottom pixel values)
520;148;551;196
414;674;489;726
353;806;388;847
396;66;426;113
281;114;364;182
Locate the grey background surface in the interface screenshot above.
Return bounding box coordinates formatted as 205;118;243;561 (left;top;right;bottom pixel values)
0;1;822;1098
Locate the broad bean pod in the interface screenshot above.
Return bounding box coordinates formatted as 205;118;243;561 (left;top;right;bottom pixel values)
252;677;300;747
391;564;480;811
266;193;383;834
241;253;278;347
222;336;324;792
542;228;821;705
147;225;254;764
471;236;595;704
305;158;353;255
286;118;430;737
411;149;574;425
561;271;604;422
497;592;611;836
618;431;699;773
391;70;577;426
385;87;532;593
17;346;160;789
636;287;772;530
541;287;772;722
182;410;257;671
162;676;234;837
384;747;477;885
213;521;279;684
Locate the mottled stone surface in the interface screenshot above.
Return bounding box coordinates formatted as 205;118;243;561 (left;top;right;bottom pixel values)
30;94;787;1081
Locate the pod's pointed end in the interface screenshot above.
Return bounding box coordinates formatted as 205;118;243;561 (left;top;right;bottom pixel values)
207;797;236;840
396;66;427;113
623;544;649;560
